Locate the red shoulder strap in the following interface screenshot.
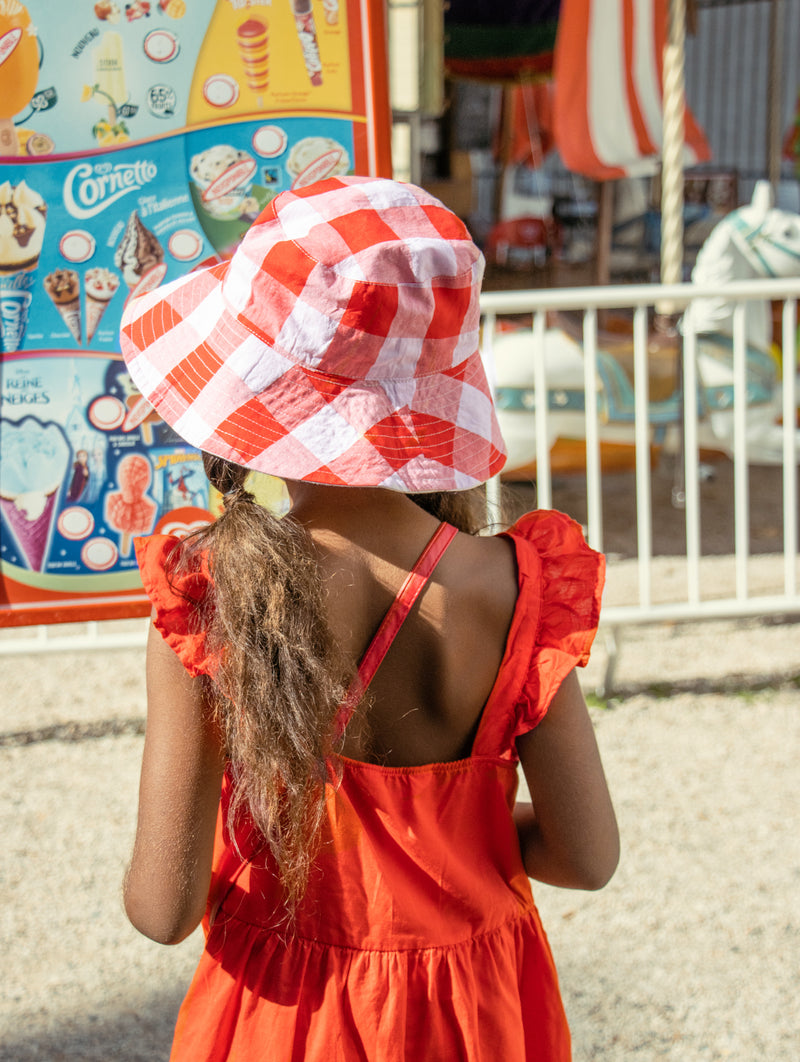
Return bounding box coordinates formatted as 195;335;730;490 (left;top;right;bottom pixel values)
334;522;458;738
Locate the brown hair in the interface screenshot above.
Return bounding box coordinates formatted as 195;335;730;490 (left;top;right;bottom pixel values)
171;454;491;917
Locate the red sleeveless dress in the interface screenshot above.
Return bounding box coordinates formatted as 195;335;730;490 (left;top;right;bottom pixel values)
134;510;604;1062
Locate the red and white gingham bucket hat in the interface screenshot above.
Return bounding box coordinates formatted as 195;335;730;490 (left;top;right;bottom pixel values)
119;175;507;491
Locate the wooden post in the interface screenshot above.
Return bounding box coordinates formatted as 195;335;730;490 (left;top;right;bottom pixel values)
656;0;686;327
493;85;516;225
596;180;614;287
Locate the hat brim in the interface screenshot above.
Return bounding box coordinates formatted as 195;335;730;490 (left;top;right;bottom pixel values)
120;259;507;492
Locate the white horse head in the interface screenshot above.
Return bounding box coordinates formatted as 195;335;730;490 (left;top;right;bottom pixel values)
690;181;800;348
490;181;800;475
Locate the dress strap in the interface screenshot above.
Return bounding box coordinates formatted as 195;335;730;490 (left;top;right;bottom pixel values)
334;521;459;739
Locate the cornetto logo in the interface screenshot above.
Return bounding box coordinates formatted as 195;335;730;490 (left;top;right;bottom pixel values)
64;160;158;220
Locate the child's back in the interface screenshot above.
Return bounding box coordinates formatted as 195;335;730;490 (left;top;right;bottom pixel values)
120;176;618;1061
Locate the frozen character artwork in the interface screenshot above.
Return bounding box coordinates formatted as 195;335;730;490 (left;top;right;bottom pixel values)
0;416;70;572
66;449;90;503
83;440;107;505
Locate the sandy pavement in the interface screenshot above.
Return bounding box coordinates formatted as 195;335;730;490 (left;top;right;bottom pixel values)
2;605;798;1062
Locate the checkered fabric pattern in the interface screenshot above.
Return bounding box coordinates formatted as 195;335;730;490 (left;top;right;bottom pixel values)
120;176;507;491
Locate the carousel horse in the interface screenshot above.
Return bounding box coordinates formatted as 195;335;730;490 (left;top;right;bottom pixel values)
490;181;800;476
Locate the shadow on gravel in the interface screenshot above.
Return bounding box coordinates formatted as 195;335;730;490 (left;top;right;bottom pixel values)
603;669;800;703
2;990;184;1062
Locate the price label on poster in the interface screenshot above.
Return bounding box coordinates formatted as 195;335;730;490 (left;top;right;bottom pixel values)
0;0;391;626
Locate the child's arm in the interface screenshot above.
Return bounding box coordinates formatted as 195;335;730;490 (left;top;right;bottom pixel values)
515;669;619;890
123;618;226;945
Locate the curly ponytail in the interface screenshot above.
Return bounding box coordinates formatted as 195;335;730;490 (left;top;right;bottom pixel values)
172;456;350;919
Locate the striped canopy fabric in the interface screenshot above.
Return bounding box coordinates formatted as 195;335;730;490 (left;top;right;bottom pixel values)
552;0;711;179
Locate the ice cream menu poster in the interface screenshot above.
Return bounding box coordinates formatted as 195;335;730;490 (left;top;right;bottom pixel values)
0;0;391;626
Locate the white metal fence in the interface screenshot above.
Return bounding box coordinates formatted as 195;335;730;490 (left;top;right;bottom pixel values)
481;275;800;689
3;277;799;682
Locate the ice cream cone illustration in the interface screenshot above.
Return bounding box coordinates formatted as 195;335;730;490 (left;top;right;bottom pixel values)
84;266;120;341
0;179;46;352
44;269;81;344
105;453;157;556
0;416;69;571
292;0;322;86
0;1;41;156
236;18;268;104
114;211;164;289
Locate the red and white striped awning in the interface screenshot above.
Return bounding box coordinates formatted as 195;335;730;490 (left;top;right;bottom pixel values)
552;0;711;179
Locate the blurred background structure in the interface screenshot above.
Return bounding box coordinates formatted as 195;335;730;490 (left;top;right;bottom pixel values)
388;0;800;286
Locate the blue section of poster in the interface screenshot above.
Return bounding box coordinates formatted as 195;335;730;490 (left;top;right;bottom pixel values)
0;352;209;586
0;114;355;355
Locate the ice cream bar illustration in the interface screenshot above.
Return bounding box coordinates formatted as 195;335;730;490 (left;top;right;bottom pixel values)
92;31;127;121
123;394;160;443
0;416;69;571
105;453;157;555
0;1;40;155
44;269;81;344
114;211;164;288
322;0;339;26
292;0;322;86
84;266;120;341
236;18;269;100
0;179;46;352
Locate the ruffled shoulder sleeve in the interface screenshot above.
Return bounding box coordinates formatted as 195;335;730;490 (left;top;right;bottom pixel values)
134;534;215;677
473;510;605;757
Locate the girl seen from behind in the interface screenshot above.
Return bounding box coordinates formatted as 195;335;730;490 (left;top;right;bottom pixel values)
120;175;619;1061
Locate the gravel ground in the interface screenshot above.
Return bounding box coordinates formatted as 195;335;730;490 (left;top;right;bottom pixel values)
2;577;799;1060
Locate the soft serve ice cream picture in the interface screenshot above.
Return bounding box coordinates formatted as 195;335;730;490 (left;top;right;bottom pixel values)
0;416;69;571
114;210;165;293
0;179;46;352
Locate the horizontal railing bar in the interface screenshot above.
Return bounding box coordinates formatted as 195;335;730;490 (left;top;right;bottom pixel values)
480;277;800;314
0;626;148;655
602;597;800;624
